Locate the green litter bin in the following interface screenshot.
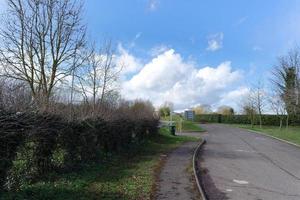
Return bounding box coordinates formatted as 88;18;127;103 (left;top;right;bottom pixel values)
169;124;176;136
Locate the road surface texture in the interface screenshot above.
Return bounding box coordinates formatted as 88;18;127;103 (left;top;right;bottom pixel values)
156;131;201;200
199;124;300;200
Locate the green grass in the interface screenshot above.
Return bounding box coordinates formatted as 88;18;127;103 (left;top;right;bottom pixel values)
234;124;300;145
1;128;199;200
161;115;205;132
160;114;182;122
181;120;205;132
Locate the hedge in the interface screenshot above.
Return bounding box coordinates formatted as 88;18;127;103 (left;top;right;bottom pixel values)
195;114;300;126
0;111;159;190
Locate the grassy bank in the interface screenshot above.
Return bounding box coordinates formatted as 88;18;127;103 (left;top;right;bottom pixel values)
1;128;199;200
181;120;205;132
161;115;205;132
234;124;300;145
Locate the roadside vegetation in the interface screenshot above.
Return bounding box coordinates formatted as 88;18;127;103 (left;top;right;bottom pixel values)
234;125;300;145
1;127;199;200
0;1;203;199
190;47;300;133
0;1;197;199
160;114;204;132
181;120;205;132
191;47;300;141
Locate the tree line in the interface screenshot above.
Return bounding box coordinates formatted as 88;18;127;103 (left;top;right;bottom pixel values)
241;47;300;128
0;0;125;117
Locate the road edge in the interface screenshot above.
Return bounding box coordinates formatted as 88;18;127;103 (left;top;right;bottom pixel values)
193;139;207;200
245;128;300;149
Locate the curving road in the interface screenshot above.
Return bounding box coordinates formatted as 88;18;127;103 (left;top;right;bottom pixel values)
198;124;300;200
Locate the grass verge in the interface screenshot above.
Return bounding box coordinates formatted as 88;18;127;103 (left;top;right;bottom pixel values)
161;115;205;132
181;120;205;132
233;124;300;145
1;127;199;200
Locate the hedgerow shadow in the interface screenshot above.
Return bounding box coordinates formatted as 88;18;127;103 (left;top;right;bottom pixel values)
1;129;198;200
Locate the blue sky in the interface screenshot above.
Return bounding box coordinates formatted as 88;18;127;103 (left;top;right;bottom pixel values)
83;0;300;111
85;0;300;70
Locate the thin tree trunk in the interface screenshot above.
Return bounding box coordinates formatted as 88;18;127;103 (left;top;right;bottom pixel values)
279;118;282;130
259;113;262;129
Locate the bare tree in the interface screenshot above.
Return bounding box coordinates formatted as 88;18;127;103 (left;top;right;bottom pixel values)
217;105;234;115
78;40;121;117
252;81;266;128
0;0;86;108
193;104;212;115
241;92;257;128
130;99;156;120
281;88;297;129
269;91;287;129
0;78;32;112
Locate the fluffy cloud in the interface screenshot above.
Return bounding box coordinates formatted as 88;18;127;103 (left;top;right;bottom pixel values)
218;87;250;111
206;32;224;51
116;44;142;76
121;48;243;110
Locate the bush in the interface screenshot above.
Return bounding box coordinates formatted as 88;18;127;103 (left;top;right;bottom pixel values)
195;114;221;123
0;111;159;191
194;114;300;126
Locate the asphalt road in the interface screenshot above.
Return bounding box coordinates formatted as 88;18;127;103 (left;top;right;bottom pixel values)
198;124;300;200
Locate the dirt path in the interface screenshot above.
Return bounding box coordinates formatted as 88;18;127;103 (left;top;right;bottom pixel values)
156;132;202;200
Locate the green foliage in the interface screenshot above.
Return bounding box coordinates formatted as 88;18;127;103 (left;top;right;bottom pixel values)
236;125;300;145
273;54;300;116
51;148;67;168
195;114;300;126
181;121;205;132
0;128;198;200
195;114;222;123
217;106;234;115
6;141;38;190
161;114;204;132
0;112;159;191
159;107;171;117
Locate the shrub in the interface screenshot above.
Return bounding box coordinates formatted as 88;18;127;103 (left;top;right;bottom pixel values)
0;111;159;191
194;114;300;126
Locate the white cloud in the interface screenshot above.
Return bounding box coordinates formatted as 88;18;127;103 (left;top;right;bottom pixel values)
219;87;250;112
121;48;243;110
116;44;143;76
206;32;224;51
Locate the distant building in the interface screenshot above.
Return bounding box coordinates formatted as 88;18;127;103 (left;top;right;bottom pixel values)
184;110;195;121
